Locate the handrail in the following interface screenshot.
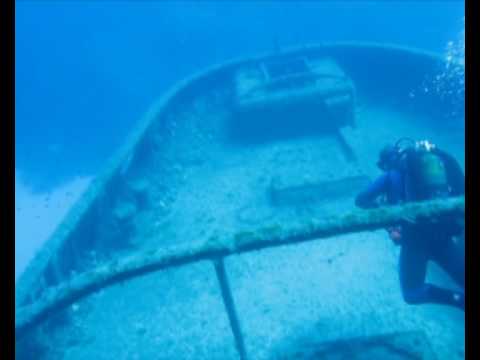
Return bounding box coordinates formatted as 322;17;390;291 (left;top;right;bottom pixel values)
15;196;464;340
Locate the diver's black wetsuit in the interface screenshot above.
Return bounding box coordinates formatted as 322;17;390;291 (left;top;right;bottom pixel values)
355;150;465;310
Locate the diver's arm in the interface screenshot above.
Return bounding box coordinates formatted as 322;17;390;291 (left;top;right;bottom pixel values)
355;173;389;209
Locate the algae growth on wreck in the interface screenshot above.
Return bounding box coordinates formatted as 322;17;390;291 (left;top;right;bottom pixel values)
15;2;465;360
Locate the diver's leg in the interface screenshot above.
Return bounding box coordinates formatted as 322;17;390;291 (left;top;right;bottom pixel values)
425;234;465;310
399;229;464;311
432;235;465;289
398;240;428;305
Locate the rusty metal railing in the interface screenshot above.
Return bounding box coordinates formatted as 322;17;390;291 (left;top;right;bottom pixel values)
15;196;464;359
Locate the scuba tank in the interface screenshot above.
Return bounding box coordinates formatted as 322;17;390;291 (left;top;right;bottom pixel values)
401;140;450;201
386;138;462;238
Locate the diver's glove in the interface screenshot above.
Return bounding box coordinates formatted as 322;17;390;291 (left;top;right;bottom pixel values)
387;225;403;245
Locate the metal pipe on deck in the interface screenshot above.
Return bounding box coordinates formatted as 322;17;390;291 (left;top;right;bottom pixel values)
214;259;248;360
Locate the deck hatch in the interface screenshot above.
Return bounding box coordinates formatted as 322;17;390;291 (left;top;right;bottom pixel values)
232;56;356;143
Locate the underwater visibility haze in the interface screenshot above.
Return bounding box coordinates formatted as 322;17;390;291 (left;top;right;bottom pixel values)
15;1;465;359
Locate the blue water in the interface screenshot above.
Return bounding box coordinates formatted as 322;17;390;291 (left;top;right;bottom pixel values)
15;1;464;192
15;2;465;359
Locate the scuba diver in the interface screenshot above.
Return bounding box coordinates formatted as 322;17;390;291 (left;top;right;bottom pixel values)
355;138;465;311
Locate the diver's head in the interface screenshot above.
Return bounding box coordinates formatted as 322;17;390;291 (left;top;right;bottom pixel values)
377;137;416;171
377;144;400;171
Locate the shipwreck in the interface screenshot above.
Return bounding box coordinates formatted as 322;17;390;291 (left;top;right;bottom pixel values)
16;42;464;360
